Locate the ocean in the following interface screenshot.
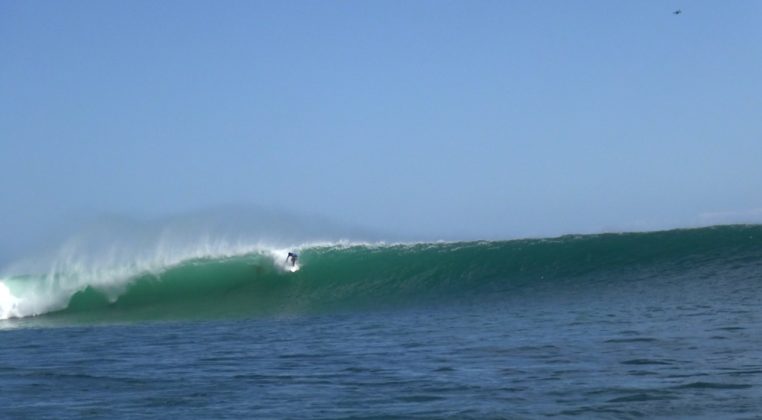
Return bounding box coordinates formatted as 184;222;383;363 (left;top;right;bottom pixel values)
1;225;761;418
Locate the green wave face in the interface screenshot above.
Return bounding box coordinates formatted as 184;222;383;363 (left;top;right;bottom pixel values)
4;225;762;325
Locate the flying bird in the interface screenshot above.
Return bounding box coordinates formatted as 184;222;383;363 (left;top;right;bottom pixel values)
673;9;682;15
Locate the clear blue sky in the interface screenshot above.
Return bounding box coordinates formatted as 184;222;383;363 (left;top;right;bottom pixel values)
1;1;761;257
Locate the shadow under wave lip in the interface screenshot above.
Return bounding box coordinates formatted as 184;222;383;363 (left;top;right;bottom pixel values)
604;337;660;343
672;382;753;390
620;358;675;366
606;392;678;403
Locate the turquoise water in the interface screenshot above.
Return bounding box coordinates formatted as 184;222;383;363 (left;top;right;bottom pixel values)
1;225;761;417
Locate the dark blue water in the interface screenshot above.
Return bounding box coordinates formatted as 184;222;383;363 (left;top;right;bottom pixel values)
2;256;761;419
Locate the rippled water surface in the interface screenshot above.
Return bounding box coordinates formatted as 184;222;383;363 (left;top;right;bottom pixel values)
2;268;760;419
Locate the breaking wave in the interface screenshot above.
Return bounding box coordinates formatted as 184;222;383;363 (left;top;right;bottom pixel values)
1;225;760;324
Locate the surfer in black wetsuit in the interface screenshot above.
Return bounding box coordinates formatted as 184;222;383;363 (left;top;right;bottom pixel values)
286;252;298;267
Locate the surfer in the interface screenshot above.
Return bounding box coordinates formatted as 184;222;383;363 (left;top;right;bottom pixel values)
286;252;298;267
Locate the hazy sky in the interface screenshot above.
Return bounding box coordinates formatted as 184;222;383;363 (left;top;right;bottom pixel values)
2;1;761;256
